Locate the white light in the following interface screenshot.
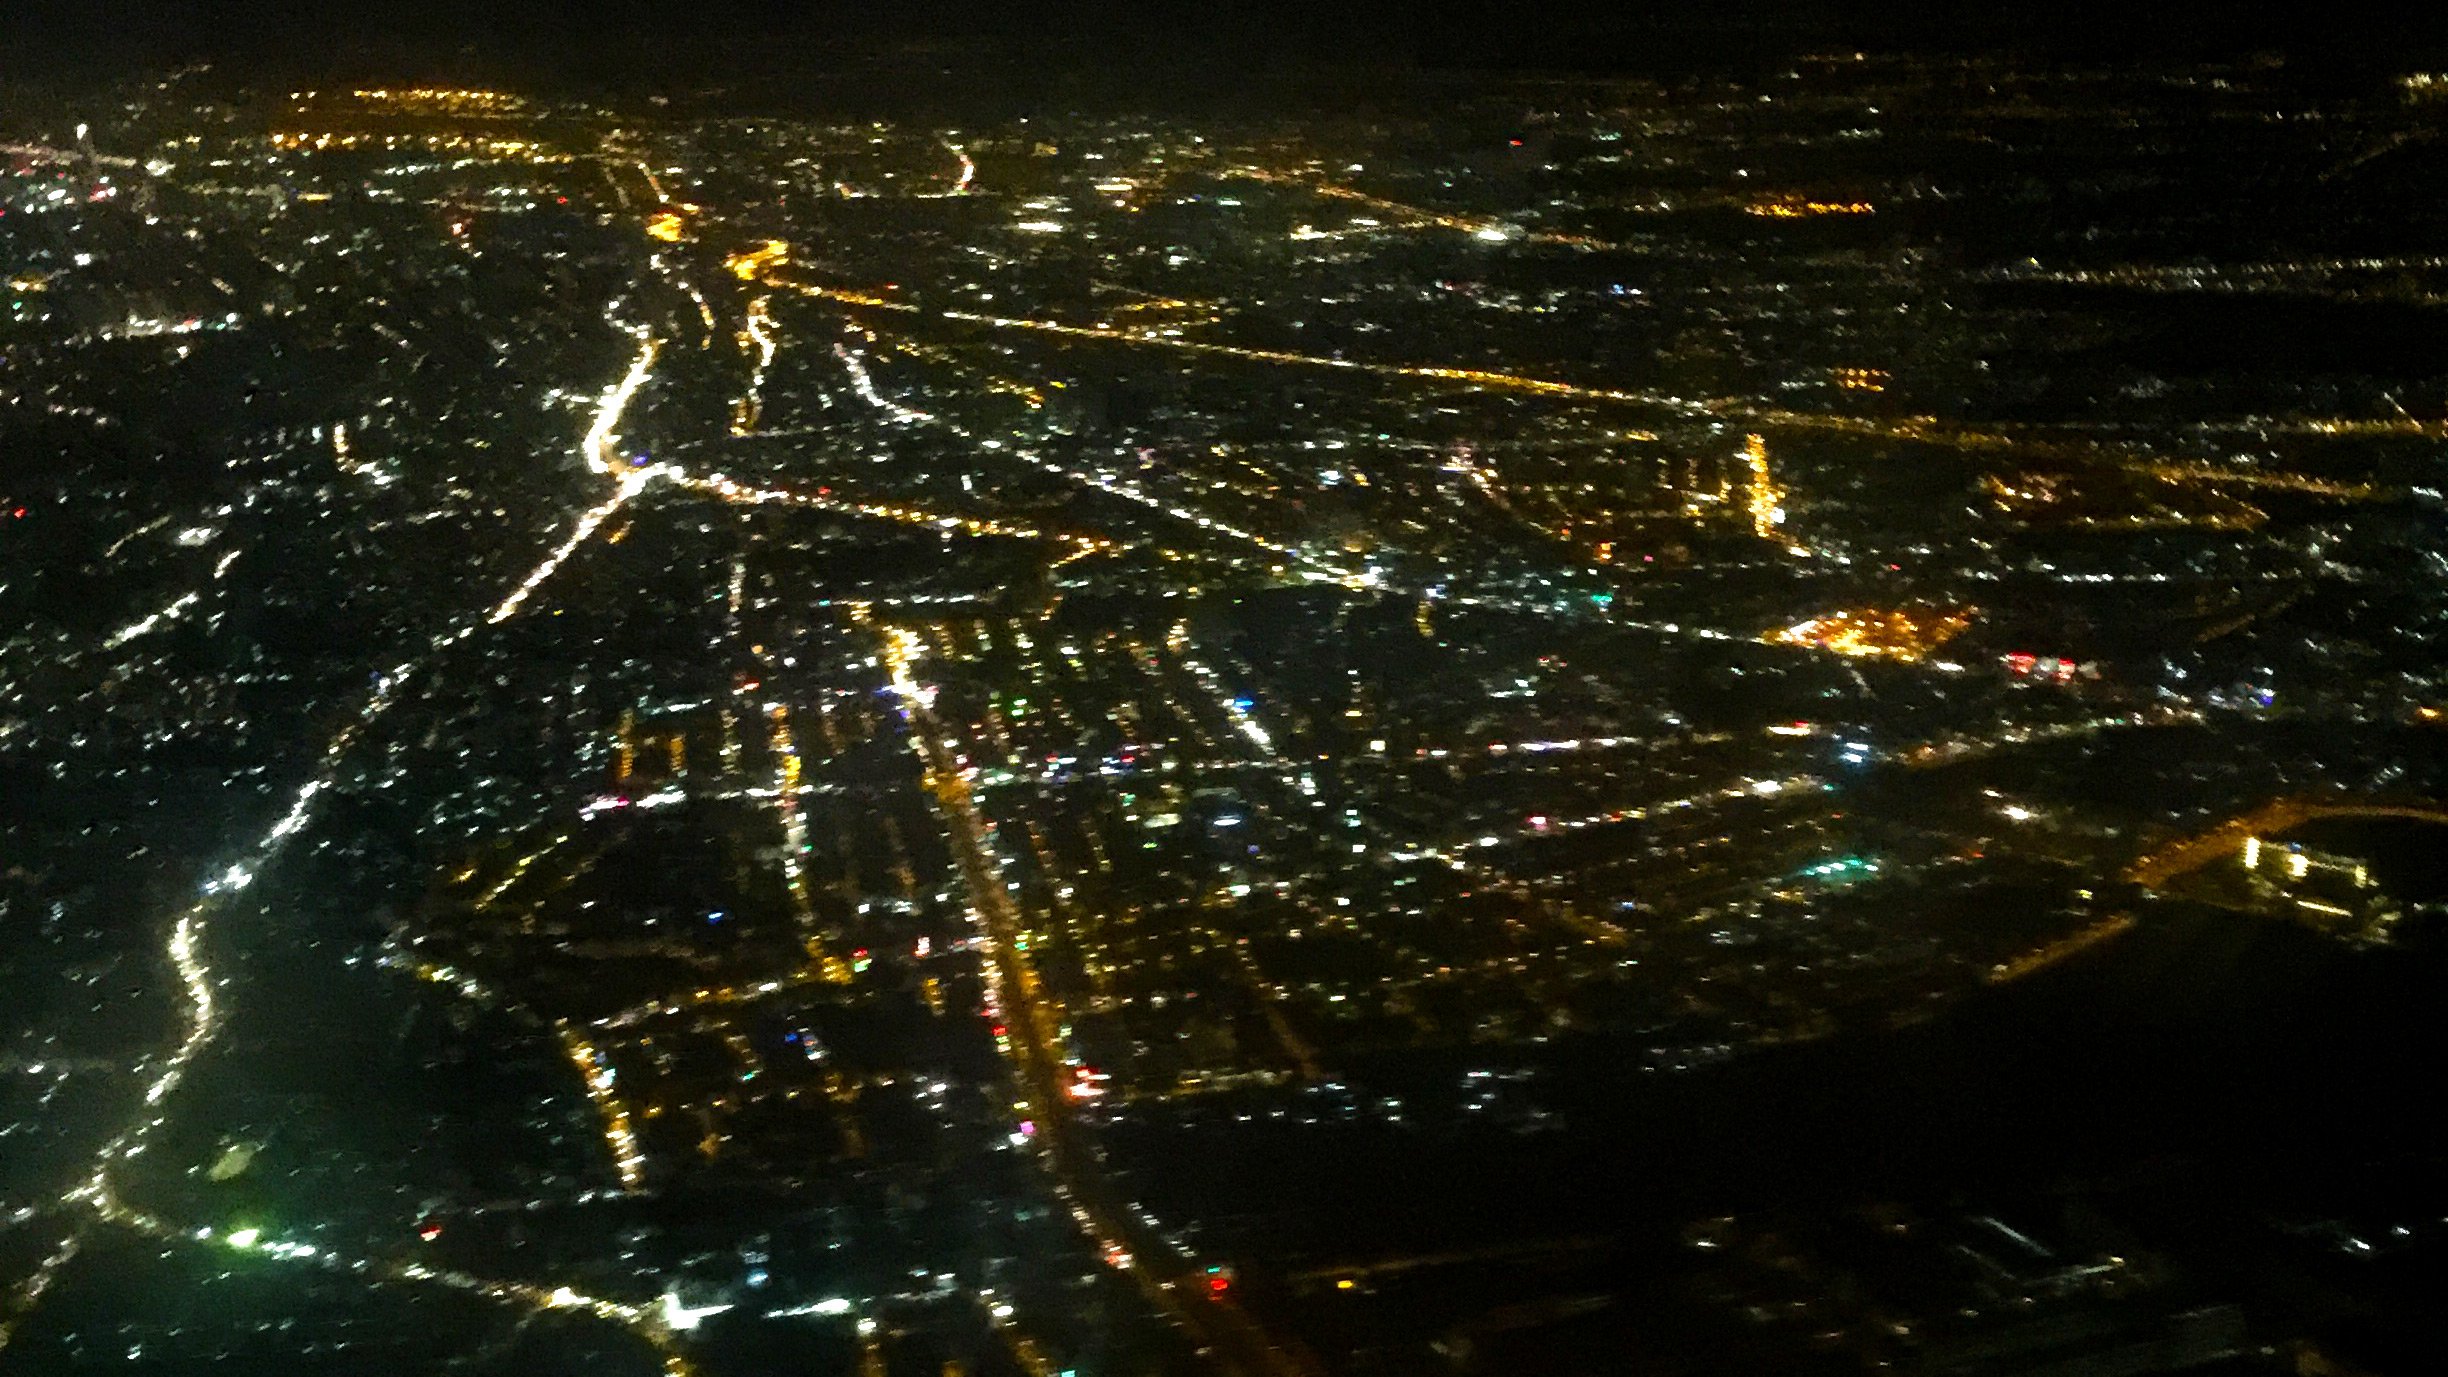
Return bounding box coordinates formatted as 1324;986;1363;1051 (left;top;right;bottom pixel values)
814;1297;853;1316
661;1291;734;1330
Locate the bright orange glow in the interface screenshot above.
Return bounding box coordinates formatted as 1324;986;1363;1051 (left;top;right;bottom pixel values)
1765;608;1973;662
727;240;790;280
1746;196;1876;218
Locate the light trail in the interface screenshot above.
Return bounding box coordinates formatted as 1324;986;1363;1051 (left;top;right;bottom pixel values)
681;280;717;347
489;328;668;624
1987;913;2137;983
824;268;2424;478
0;141;138;168
385;951;537;1021
1397;773;1829;869
814;330;1324;571
667;471;1105;550
1224;167;1629;252
86;1193;695;1376
1898;707;2205;769
487;465;659;624
103;590;201;649
472;836;569;911
1176;650;1287;763
557;1024;646;1191
4;318;677;1364
591;965;838;1031
730;295;777;435
874;624;1319;1376
761;700;852;986
948;143;976;193
586;329;661;474
797;281;1708;415
831;341;932;423
1741;432;1788;542
1413;730;1737;761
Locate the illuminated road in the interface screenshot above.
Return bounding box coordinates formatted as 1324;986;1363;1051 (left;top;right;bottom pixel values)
787;274;2418;496
2;311;688;1365
792;279;1701;418
730;295;777;435
873;626;1322;1377
1223;166;1633;252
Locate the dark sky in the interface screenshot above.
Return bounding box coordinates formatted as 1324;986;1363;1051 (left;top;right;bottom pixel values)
7;1;2443;93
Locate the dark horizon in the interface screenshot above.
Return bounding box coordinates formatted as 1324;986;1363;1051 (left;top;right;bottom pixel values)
12;1;2448;95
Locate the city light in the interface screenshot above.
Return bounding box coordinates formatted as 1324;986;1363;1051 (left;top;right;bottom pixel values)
11;54;2441;1377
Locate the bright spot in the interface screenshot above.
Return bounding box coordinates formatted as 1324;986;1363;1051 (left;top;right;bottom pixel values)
661;1290;734;1330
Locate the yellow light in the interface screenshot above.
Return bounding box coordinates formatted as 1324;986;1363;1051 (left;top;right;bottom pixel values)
726;240;790;280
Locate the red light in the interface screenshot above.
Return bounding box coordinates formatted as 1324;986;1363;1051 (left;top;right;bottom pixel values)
1208;1276;1231;1294
417;1223;442;1242
991;1024;1007;1037
9;507;24;519
1508;139;1524;147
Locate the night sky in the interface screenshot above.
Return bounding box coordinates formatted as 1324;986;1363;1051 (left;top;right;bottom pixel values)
10;2;2445;90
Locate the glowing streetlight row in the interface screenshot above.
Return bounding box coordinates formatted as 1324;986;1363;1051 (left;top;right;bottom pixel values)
556;1024;646;1191
795;280;1708;414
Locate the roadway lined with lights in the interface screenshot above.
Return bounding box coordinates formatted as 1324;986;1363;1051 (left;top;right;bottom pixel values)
791;280;1711;415
3;306;687;1364
872;624;1322;1377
